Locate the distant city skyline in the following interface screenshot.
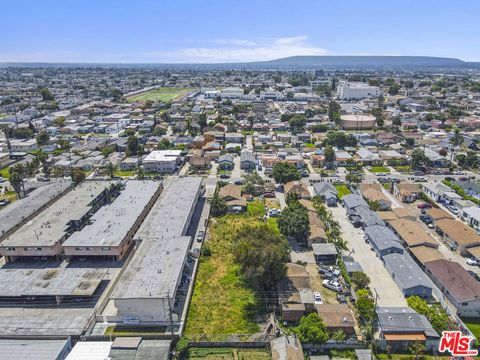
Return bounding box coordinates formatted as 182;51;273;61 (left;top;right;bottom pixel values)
1;0;480;63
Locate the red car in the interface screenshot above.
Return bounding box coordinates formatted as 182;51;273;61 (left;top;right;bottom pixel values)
417;203;432;209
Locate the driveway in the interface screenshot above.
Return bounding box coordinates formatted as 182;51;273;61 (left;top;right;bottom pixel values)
330;206;407;307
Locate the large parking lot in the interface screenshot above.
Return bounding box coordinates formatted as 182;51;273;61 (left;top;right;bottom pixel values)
330;206;407;307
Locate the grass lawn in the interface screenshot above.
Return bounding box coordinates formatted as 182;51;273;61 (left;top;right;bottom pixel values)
184;214;274;341
104;325;166;336
334;184;352;199
462;317;480;339
187;347;271;360
247;200;265;217
127;87;191;103
369;166;391;173
376;355;450;360
0;167;10;179
394;165;411;173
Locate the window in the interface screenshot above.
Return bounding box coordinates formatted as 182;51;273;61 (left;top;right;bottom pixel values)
102;247;111;251
35;248;42;251
75;247;82;251
86;247;93;251
6;247;15;251
23;247;31;251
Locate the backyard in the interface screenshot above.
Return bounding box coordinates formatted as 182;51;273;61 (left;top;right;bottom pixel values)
184;211;274;341
334;184;352;199
462;317;480;340
186;347;271;360
127;87;192;102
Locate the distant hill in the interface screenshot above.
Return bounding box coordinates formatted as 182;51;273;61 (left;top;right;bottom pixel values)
261;55;465;67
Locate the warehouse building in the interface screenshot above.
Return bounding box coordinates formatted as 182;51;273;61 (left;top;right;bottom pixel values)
109;177;202;324
62;180;162;260
0;181;120;262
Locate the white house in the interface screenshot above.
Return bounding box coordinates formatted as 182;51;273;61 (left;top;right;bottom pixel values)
142;150;182;173
462;206;480;231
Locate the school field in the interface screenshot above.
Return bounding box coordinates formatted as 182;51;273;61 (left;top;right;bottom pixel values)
127;87;192;103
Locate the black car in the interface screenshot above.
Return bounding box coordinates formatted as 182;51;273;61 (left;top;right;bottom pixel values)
419;214;433;224
444;176;455;182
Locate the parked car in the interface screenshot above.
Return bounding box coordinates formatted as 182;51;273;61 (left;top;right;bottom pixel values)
37;176;49;182
196;230;205;242
417;203;432;209
448;206;459;215
322;279;343;293
419;214;433;224
0;199;11;206
427;223;435;229
0;177;5;183
468;271;480;282
444;176;455;182
263;192;276;198
459;177;469;181
313;292;323;304
336;293;347;304
467;258;479;266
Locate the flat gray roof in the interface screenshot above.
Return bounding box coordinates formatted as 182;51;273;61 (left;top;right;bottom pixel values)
1;181;116;248
63;180;160;248
0;267;107;297
383;253;433;292
111;177;202;299
0;339;70;360
0;307;94;336
0;180;72;238
365;225;403;253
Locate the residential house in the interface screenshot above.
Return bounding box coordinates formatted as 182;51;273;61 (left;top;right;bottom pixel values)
356;148;382;166
424;148;449;168
383;253;433;298
378;150;406;165
218;184;246;212
393;182;422;203
284;181;311;199
360;183;392;211
225;132;244;144
312;243;338;265
240;150;255;170
424;259;480;317
376;307;439;352
462;206;480;232
120;157;139;171
364;225;404;258
218;154;234;170
188;155;210;172
422;182;452;202
388;219;438;249
342;194;368;212
435;218;480;255
313;182;338;206
278;263;314;323
315;304;356;336
142;150;182;174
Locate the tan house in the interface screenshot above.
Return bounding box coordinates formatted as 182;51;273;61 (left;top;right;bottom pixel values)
315;304;356;336
285;181;311;199
218;184;246;212
394;181;422;203
435;218;480;255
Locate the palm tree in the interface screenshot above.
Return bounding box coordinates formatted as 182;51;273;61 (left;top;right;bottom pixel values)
105;161;118;178
136;166;145;179
208;190;227;217
449;128;463;168
34;149;50;178
9;164;26;199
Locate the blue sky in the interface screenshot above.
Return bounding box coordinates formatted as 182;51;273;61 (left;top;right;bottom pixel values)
1;0;479;63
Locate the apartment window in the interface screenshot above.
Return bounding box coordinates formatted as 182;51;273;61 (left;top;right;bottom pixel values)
35;247;42;251
23;247;31;251
6;247;15;251
86;247;93;251
75;247;82;251
102;247;111;251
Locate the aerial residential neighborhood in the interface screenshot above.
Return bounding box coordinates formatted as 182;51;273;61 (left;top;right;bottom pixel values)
2;1;480;359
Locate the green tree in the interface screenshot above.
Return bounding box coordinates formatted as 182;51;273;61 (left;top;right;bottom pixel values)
209;189;228;217
288;114;307;133
272;162;301;184
110;88;123;101
411;149;427;170
40;87;55;101
324;144;335;164
70;167;85;185
126;135;142;156
371;107;384;127
36;131;50;146
407;296;452;333
56;138;72;151
331;329;347;342
294;313;329;344
136;166;145;179
355;289;375;323
8;164;27;199
157;138;174;150
104;161;118;178
278;201;309;242
328;100;341;123
53;116;65;127
233;223;290;290
33;149;50;178
408;342;426;360
350;272;370;290
449;128;463;166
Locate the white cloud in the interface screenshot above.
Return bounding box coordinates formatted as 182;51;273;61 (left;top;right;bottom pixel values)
147;35;328;63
